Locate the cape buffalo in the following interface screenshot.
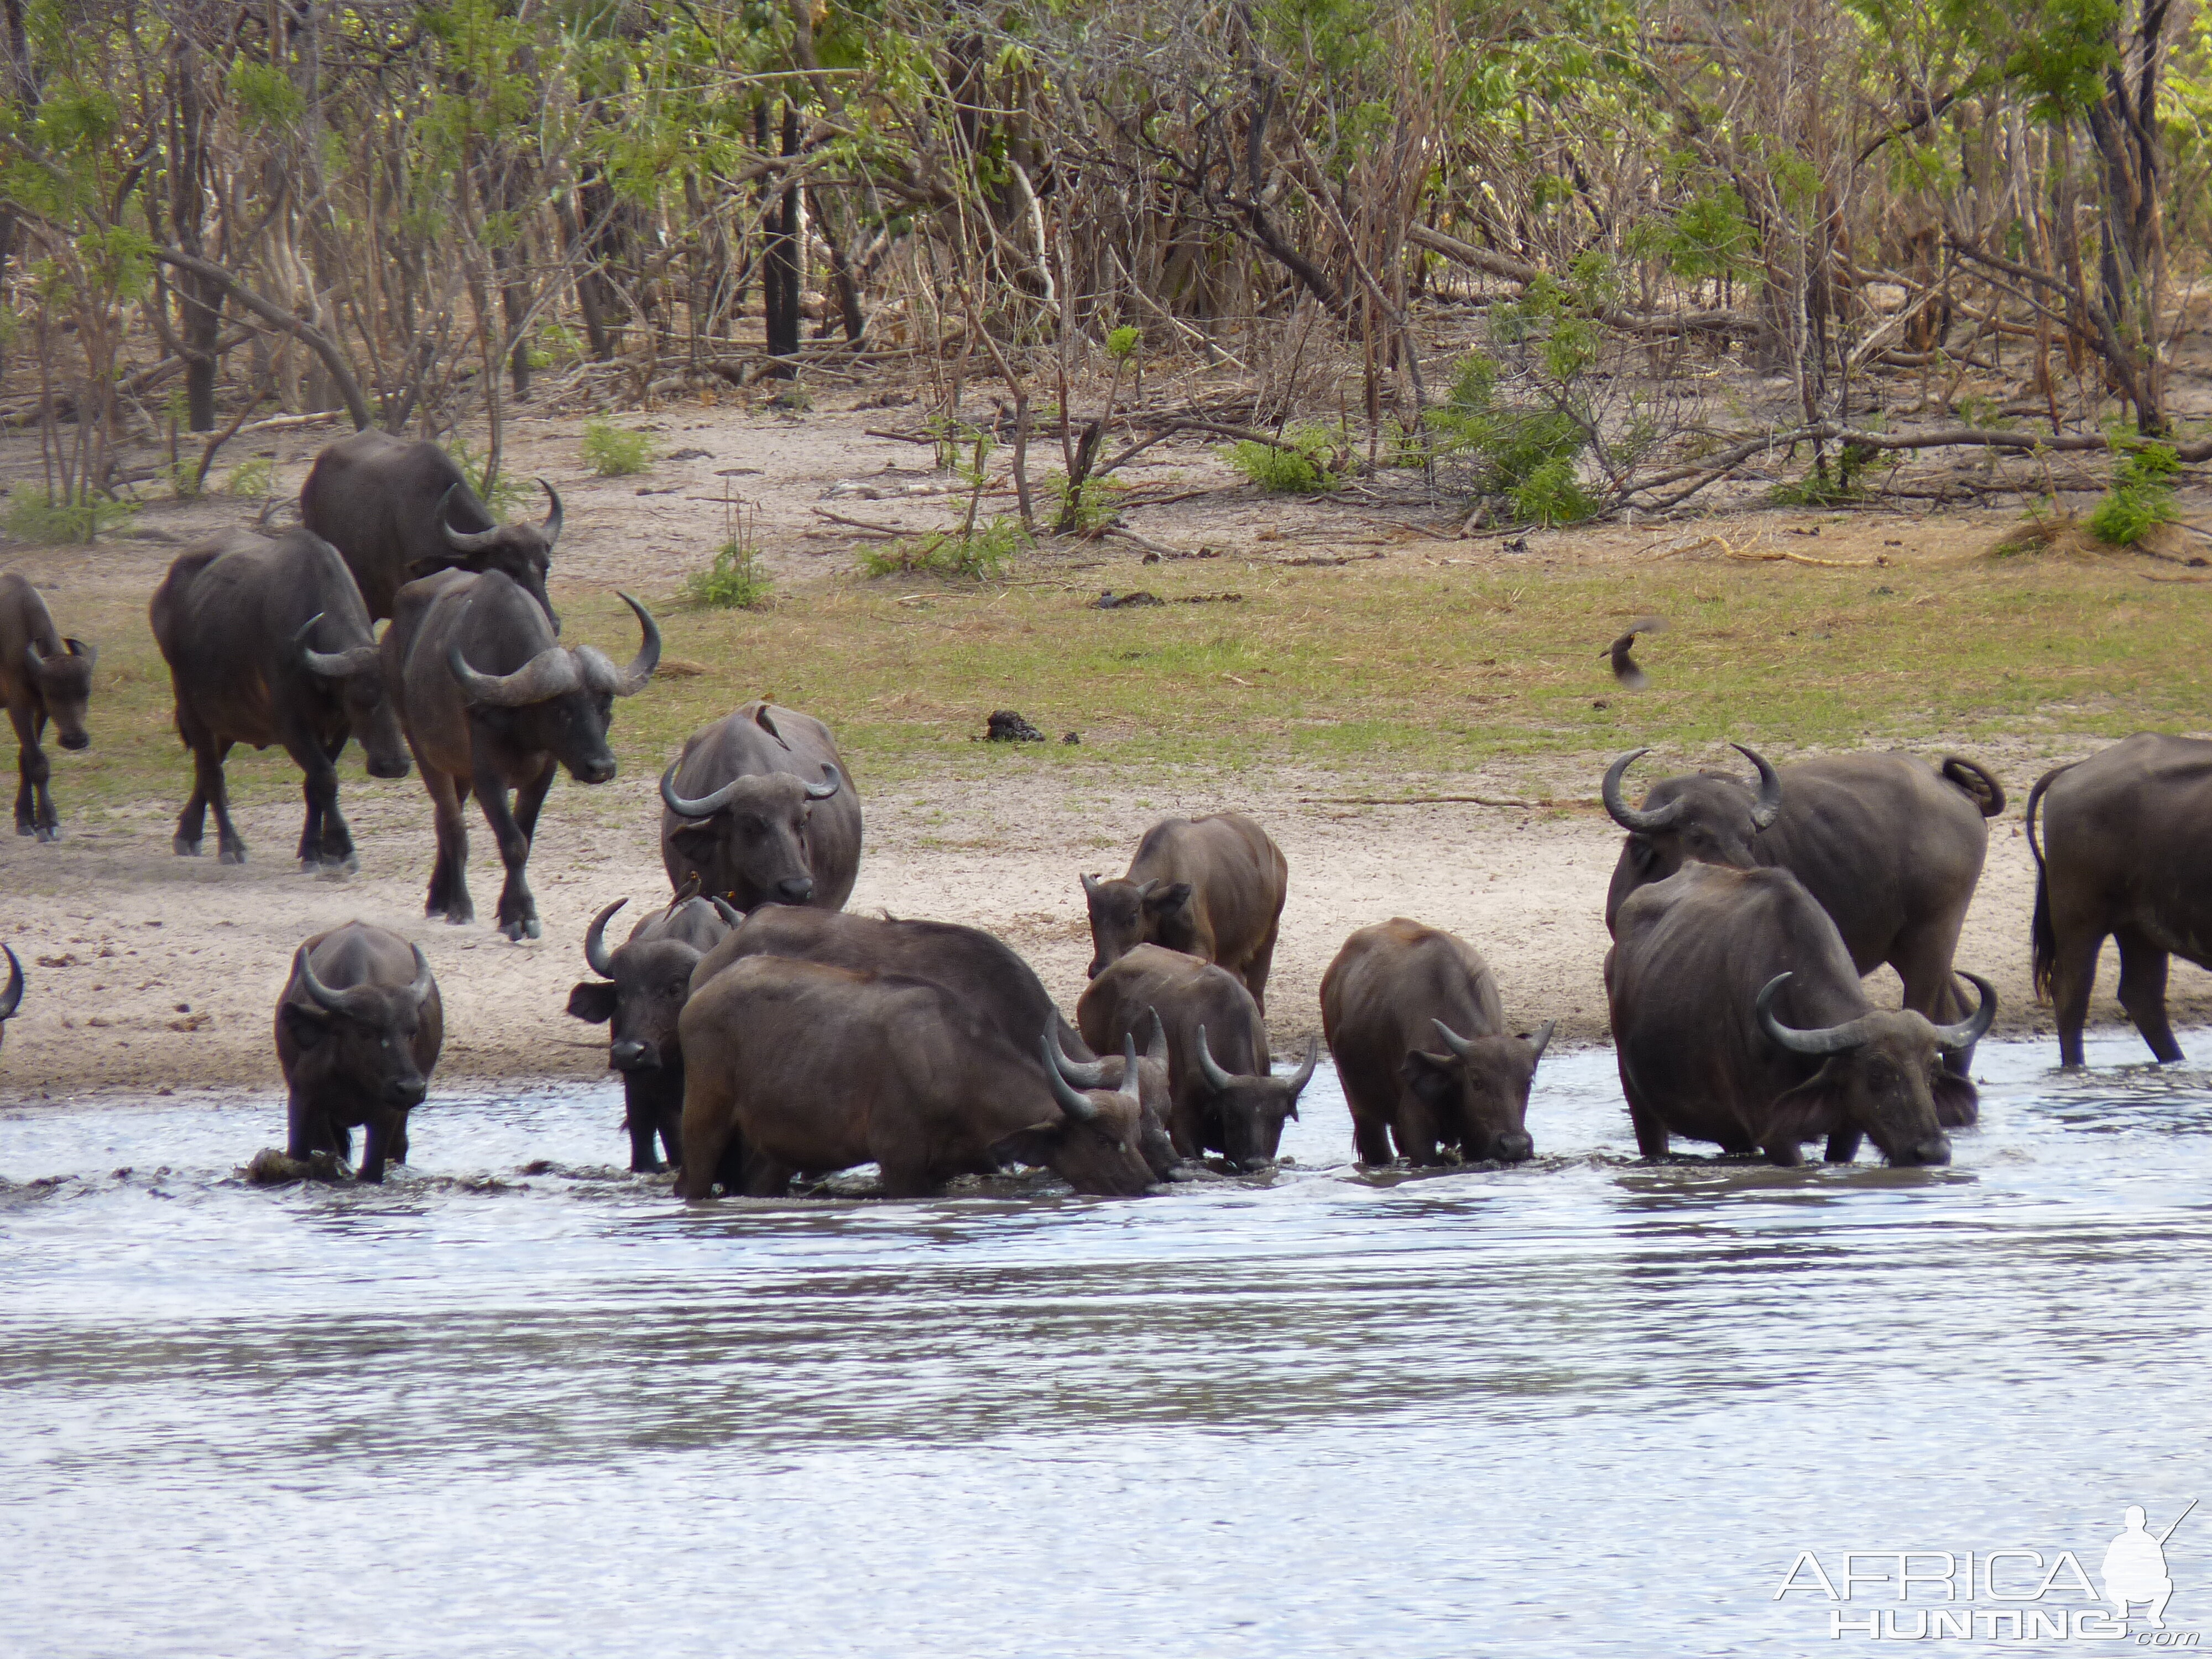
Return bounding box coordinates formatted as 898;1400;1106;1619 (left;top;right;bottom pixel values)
1;571;95;841
1046;1011;1183;1181
1606;862;1994;1166
676;957;1155;1199
1082;812;1289;1011
565;893;741;1171
1321;918;1553;1166
301;430;561;625
386;570;658;940
276;922;443;1182
2028;734;2212;1066
0;943;22;1050
1077;942;1317;1172
150;529;409;870
659;702;862;910
1602;746;2002;1048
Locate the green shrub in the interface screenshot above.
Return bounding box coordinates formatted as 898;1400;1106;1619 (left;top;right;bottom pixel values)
447;437;531;514
2089;443;2180;546
1770;444;1875;508
862;514;1026;581
1047;471;1124;533
1427;349;1590;519
223;455;275;497
1514;458;1598;527
684;538;775;609
582;419;655;477
1223;422;1347;494
3;492;137;544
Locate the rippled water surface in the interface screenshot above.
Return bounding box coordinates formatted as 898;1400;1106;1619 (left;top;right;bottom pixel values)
4;1032;2210;1657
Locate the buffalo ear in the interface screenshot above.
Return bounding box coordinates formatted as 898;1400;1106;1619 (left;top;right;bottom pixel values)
1931;1069;1980;1129
566;982;618;1024
281;1002;333;1049
989;1124;1062;1170
1399;1050;1457;1108
1143;880;1194;914
1625;834;1660;875
1768;1063;1848;1144
668;826;720;869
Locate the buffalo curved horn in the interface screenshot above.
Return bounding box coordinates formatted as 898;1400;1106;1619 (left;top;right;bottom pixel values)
1601;748;1687;833
583;898;627;978
1193;1025;1239;1093
660;759;744;820
1285;1034;1319;1096
1930;972;1997;1053
1145;1007;1168;1067
65;636;96;669
294;613;375;679
406;944;435;1005
1081;873;1102;899
1734;743;1783;830
1049;1025;1112;1089
440;483;502;554
296;944;367;1018
804;763;841;801
1527;1020;1557;1063
1432;1018;1477;1059
1041;1030;1102;1123
1120;1034;1144;1107
1756;972;1877;1057
609;591;660;695
707;895;745;929
538;478;563;549
446;642;579;706
22;640;43;677
0;942;23;1019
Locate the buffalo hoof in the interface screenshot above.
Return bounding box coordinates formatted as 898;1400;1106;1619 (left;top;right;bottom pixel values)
15;821;33;837
34;824;60;843
174;836;201;857
218;843;247;866
442;907;473;926
497;915;540;942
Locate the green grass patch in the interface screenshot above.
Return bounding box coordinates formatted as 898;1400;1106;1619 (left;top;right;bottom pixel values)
581;419;655;478
2089;442;2179;546
683;537;775;609
3;492;137;544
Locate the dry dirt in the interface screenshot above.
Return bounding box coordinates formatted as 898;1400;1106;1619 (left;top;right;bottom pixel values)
1;394;2203;1101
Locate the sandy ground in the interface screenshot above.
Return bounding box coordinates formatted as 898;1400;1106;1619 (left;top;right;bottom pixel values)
1;394;2205;1100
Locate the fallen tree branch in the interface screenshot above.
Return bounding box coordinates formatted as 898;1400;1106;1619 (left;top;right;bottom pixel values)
1301;792;1601;809
149;248;373;431
809;505;907;538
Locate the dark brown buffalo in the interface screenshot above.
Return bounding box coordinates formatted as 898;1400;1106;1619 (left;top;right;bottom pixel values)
301;430;561;624
0;571;95;842
1606;862;1994;1166
276;922;443;1182
1321;918;1553;1166
659;702;861;910
676;956;1154;1199
0;943;22;1049
1082;812;1289;1011
1076;942;1317;1172
2028;734;2212;1066
1603;746;2001;1045
565;893;740;1171
385;569;658;940
1046;1011;1184;1181
150;529;409;870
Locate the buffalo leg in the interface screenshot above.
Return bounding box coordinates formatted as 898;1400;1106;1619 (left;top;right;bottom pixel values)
1625;1094;1671;1160
478;755;552;941
677;1095;739;1201
1892;907;1976;1076
1824;1128;1864;1164
2114;928;2184;1064
622;1074;667;1173
285;1090;342;1162
10;702;46;838
741;1147;795;1197
1351;1111;1396;1166
421;765;474;925
358;1118;398;1183
288;730;355;874
1393;1100;1446;1167
2047;926;2104;1069
1762;1138;1807;1168
178;738;247;863
1242;918;1281;1016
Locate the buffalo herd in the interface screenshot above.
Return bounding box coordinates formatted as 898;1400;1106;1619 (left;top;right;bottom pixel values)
2;434;2210;1194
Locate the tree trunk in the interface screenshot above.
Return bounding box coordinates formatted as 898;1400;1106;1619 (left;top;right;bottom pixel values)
764;103;802;373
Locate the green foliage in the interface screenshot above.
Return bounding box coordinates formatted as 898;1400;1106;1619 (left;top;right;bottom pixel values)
582;419;655;477
223;456;275;497
1427;348;1592;521
1770;444;1876;507
862;515;1028;581
3;491;135;544
685;538;775;609
1104;325;1141;361
2089;443;2180;545
228;59;305;128
1222;423;1349;493
1047;471;1124;532
447;438;530;515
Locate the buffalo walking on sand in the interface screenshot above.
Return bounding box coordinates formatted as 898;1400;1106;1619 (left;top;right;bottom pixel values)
151;529;408;870
385;570;659;940
1078;942;1317;1172
1606;862;1994;1166
276;922;443;1182
0;570;96;842
301;430;562;625
659;702;860;910
566;893;740;1171
2029;734;2212;1066
0;943;23;1049
1322;919;1552;1166
1082;812;1288;1011
1603;745;2002;1054
676;958;1155;1199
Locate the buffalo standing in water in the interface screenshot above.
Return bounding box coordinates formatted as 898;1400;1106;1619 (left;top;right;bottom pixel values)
1321;918;1552;1166
385;571;659;940
659;702;860;910
1606;862;1994;1166
1082;812;1288;1011
1602;746;2002;1053
276;922;442;1182
1078;942;1317;1172
0;943;23;1049
301;430;562;625
566;893;740;1171
0;571;95;842
150;529;408;870
676;957;1154;1199
2029;734;2212;1066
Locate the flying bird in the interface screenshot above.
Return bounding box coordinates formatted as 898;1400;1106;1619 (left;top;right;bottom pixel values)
1603;615;1668;690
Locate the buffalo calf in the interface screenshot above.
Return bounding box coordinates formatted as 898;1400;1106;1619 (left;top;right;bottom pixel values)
1322;918;1552;1166
276;922;443;1182
1082;812;1288;1011
0;571;96;842
1047;1012;1183;1180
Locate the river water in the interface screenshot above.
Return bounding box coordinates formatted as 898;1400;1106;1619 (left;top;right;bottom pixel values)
3;1032;2208;1657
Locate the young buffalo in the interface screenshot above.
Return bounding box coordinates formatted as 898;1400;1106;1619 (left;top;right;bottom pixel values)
0;570;96;841
1047;1011;1185;1181
1322;918;1553;1166
0;943;23;1049
276;922;443;1182
565;893;741;1171
1081;812;1288;1011
677;957;1154;1200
